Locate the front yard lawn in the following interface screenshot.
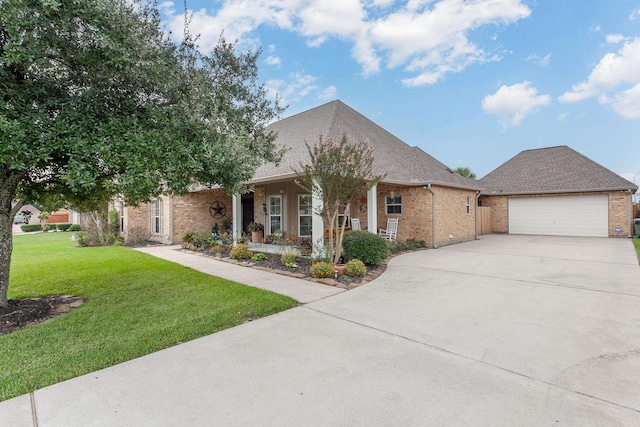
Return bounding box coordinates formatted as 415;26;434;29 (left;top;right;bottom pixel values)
633;238;640;263
0;233;297;402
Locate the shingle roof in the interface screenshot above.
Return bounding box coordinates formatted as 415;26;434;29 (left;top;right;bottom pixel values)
479;145;637;195
253;100;481;190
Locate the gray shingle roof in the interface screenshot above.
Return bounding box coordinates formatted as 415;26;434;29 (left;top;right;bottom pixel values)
479;145;637;195
254;100;481;190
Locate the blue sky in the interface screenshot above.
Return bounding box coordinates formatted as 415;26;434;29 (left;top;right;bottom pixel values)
159;0;640;195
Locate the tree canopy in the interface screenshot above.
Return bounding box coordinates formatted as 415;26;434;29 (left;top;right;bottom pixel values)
0;0;284;306
295;135;384;264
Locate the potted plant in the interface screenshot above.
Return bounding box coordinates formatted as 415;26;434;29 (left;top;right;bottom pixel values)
248;222;264;243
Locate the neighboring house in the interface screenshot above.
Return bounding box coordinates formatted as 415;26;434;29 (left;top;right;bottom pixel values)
479;146;638;237
121;100;482;248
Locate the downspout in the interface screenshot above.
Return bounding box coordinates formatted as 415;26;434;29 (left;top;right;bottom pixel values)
475;190;480;240
427;184;437;249
628;189;633;238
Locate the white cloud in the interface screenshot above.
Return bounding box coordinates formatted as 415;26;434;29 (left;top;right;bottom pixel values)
559;37;640;119
526;53;551;67
482;81;552;127
160;0;531;86
264;55;281;66
630;8;640;21
264;72;337;105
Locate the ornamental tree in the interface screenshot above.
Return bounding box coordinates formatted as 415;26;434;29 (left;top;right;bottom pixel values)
0;0;284;307
295;134;385;265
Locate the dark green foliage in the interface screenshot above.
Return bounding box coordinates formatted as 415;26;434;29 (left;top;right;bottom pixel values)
388;239;427;253
68;224;81;232
251;253;268;261
56;223;71;232
20;224;41;232
342;231;390;265
0;0;283;305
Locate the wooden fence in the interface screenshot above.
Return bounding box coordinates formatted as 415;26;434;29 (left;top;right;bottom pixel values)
477;206;492;235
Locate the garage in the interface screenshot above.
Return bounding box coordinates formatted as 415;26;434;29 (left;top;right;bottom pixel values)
508;194;609;237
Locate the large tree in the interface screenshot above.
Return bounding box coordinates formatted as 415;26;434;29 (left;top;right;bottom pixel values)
0;0;284;307
295;135;384;265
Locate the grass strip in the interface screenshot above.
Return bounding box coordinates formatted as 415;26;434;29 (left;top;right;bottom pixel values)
1;233;297;401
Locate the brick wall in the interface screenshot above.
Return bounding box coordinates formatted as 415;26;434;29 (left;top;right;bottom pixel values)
480;191;634;237
432;186;477;246
375;183;476;246
172;190;232;242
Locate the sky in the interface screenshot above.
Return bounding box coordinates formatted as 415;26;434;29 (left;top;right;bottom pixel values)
158;0;640;198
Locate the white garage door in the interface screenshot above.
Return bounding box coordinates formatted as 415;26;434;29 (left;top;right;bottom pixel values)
508;195;608;237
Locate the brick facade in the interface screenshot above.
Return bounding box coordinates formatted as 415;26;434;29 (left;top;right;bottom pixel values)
479;191;635;237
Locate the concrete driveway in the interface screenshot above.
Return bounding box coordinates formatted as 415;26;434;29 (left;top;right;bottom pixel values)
3;235;640;426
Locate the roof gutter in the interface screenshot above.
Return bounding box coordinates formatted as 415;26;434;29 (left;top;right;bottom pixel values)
426;184;437;249
480;187;638;196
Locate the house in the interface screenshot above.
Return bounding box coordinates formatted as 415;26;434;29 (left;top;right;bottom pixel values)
119;102;637;245
478;146;637;237
120;100;482;248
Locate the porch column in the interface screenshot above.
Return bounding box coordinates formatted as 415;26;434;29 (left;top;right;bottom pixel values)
367;184;377;234
312;187;325;258
232;193;242;243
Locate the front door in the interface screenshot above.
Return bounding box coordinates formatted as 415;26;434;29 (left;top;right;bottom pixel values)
241;193;254;233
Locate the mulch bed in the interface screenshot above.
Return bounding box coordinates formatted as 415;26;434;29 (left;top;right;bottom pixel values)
0;295;84;336
186;250;388;288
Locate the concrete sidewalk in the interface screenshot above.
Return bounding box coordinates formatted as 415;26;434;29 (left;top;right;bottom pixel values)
134;245;344;304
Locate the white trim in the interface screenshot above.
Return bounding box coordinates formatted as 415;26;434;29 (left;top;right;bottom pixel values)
367;185;377;234
267;195;283;235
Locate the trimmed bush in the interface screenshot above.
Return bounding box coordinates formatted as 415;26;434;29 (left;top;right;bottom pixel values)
75;231;91;247
68;224;81;232
56;223;71;231
251;252;268;261
126;226;150;247
20;224;42;232
344;259;366;277
342;230;389;265
310;261;334;279
229;243;253;260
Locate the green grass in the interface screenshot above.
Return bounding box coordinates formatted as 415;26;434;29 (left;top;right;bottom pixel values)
0;233;297;401
633;238;640;263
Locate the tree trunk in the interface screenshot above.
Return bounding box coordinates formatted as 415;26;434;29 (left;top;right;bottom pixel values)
0;213;13;307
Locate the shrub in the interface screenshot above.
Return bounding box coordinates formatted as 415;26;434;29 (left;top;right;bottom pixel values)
182;232;194;243
344;259;366;277
342;230;389;265
75;231;91;247
229;243;253;260
43;224;55;232
20;224;42;232
310;261;335;279
209;244;225;257
297;237;313;255
126;226;150;247
56;223;71;231
68;224;81;232
280;251;297;268
251;253;268;261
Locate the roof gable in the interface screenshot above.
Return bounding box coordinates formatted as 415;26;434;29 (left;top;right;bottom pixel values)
479;146;637;194
254;100;481;190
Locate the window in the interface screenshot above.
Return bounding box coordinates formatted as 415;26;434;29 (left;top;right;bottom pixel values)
298;195;313;237
268;195;282;235
466;197;471;215
119;201;125;232
151;199;162;235
386;195;402;214
337;204;350;228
